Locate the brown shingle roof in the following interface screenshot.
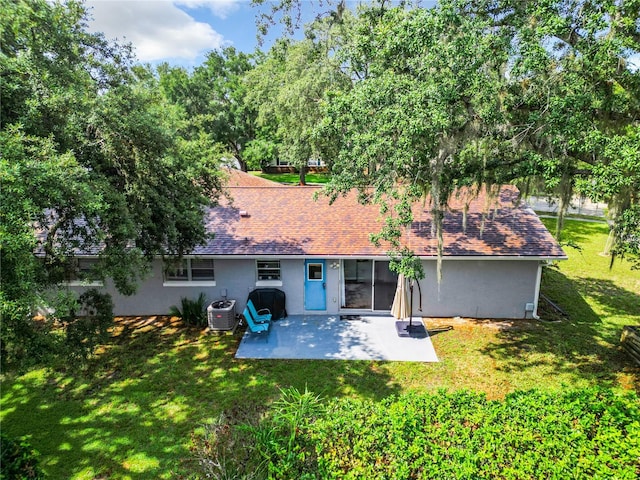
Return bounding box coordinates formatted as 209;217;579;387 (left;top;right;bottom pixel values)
194;185;566;258
222;168;282;187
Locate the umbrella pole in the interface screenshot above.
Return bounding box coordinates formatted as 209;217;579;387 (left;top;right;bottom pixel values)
409;280;413;330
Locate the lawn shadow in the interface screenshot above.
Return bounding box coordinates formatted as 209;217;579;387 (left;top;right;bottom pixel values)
540;217;609;245
481;269;639;393
571;277;640;318
1;315;401;479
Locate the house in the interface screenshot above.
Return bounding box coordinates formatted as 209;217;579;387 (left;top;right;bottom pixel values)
263;158;327;174
70;169;566;319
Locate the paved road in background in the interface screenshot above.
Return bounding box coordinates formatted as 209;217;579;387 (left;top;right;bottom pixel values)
525;196;607;218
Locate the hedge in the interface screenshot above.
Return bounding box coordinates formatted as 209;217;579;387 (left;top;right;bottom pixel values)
247;388;640;479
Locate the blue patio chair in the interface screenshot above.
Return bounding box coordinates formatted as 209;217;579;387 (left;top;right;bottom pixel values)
247;299;272;324
243;308;270;334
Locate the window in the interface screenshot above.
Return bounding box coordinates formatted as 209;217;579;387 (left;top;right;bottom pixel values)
164;258;215;285
276;159;291;166
190;259;215;281
256;260;280;281
307;158;326;167
66;258;102;286
165;259;189;281
307;263;323;280
77;258;97;277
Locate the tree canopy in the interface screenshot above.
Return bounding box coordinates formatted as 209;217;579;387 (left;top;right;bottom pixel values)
157;47;258;172
246;15;351;184
0;0;224;367
313;0;639;276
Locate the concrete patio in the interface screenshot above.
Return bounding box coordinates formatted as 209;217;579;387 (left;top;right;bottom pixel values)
235;315;439;362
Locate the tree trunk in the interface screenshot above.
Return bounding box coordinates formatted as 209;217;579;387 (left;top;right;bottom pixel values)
232;143;248;172
299;165;307;185
237;158;248;172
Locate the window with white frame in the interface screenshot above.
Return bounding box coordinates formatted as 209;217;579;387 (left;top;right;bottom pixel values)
164;258;215;284
256;260;280;281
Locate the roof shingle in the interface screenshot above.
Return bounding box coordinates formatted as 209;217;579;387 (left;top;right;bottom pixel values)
195;185;566;258
222;168;282;187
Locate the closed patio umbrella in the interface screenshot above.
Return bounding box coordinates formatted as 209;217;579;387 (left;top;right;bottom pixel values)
391;273;411;321
393;273;426;338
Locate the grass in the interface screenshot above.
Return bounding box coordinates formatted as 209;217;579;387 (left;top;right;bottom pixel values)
249;171;330;185
1;219;638;479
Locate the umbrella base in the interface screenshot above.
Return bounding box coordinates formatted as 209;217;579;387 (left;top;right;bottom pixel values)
395;320;427;338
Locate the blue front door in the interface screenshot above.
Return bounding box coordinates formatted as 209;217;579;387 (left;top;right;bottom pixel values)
304;260;326;310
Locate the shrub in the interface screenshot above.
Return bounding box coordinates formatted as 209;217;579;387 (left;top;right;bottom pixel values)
307;389;640;479
251;386;324;479
0;433;45;479
201;388;640;480
64;289;114;361
169;292;208;327
192;387;322;480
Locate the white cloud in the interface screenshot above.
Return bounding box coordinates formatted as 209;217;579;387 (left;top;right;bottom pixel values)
85;1;226;62
177;0;243;19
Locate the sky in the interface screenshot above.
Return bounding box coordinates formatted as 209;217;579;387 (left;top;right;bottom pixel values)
84;0;357;68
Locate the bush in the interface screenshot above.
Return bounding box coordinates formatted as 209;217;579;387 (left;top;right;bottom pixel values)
308;389;640;479
192;387;321;480
251;386;324;479
202;388;640;480
169;293;208;327
0;433;45;479
64;289;114;361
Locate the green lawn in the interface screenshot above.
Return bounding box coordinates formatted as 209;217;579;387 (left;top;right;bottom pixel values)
249;171;330;185
1;219;638;479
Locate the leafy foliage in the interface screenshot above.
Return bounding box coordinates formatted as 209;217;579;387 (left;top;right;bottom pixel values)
243;135;280;171
610;204;640;269
246;18;351;184
0;0;223;367
203;387;640;480
313;389;640;479
320;2;515;281
0;433;45;480
169;293;208;327
251;386;324;479
503;0;640;243
63;289;114;362
157;47;257;171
